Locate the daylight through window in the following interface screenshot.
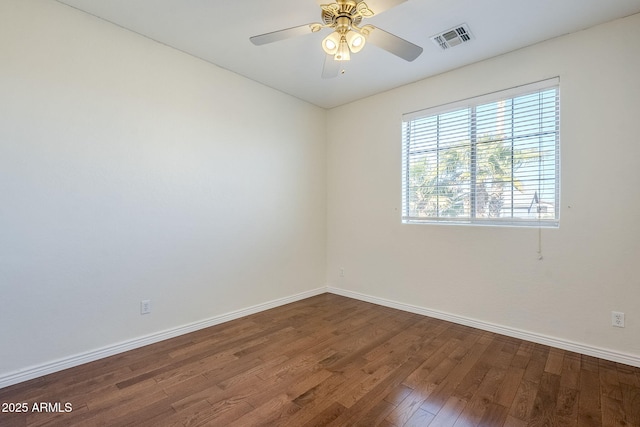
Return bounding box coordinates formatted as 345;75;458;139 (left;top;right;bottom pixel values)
401;78;559;227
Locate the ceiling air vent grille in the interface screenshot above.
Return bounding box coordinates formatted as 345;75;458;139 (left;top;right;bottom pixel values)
431;24;473;50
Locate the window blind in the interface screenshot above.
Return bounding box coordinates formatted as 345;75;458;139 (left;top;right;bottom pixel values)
401;78;559;227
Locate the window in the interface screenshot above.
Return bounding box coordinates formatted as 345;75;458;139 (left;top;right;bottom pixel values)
402;78;559;227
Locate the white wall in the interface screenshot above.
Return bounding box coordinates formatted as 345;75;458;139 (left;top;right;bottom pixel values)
0;0;326;378
327;14;640;361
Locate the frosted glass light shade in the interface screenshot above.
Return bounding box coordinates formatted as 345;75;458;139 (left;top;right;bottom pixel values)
322;32;341;55
346;30;366;53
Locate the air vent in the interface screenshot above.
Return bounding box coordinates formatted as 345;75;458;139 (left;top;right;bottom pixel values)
431;24;473;50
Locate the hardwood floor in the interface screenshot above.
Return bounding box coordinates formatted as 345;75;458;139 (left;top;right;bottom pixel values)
1;293;639;426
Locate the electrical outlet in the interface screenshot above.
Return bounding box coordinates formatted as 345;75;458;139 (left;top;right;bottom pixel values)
340;268;345;277
612;311;625;328
140;300;152;315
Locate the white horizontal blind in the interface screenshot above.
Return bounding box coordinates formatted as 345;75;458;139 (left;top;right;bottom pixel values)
402;78;559;226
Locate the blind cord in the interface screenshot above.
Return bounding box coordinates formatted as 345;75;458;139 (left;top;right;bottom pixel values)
537;226;543;260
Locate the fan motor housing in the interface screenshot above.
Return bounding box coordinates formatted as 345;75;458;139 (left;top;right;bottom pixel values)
321;1;363;28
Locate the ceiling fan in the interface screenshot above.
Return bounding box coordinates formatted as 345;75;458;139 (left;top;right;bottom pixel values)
249;0;423;78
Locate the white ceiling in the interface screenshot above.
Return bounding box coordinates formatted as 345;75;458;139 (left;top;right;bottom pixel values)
55;0;640;109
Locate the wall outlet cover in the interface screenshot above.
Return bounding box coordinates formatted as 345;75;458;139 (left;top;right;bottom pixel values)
612;311;625;328
141;300;152;315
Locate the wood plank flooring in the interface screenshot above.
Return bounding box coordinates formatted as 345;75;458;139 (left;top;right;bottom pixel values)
1;293;639;426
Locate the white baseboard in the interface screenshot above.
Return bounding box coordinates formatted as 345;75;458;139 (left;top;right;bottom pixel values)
0;287;326;389
327;286;640;368
3;284;638;389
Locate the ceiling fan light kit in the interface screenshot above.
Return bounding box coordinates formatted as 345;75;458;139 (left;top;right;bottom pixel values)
322;29;364;59
249;0;423;77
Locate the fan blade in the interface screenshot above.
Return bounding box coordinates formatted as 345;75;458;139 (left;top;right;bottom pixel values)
322;54;340;79
315;0;406;15
250;24;314;46
366;27;423;61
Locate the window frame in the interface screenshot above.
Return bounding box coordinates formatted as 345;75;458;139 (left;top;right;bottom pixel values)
401;78;560;227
